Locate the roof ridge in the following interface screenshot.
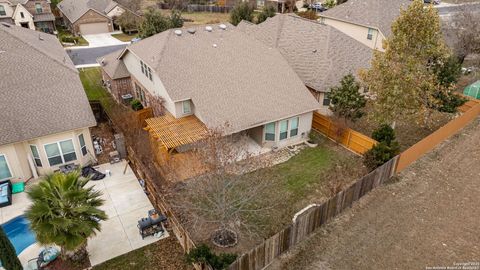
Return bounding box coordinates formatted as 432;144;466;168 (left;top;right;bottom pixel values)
0;26;78;74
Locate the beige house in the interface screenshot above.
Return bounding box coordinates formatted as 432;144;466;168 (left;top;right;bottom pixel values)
57;0;138;35
0;0;55;33
0;23;96;181
238;14;373;114
318;0;411;51
100;23;319;153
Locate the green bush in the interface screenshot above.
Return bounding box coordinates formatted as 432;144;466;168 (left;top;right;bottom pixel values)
130;99;144;111
230;2;254;26
371;124;396;145
434;91;467;113
256;6;276;24
363;142;400;172
186;244;237;270
61;35;78;43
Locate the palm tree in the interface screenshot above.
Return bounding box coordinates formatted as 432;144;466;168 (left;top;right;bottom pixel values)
25;171;107;261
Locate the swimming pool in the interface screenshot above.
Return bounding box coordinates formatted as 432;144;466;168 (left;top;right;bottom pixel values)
1;215;36;255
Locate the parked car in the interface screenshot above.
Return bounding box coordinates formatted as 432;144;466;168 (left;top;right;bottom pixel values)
424;0;441;5
310;2;327;11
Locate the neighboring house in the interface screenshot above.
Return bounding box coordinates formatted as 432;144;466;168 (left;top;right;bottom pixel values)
98;49;132;103
99;24;319;153
318;0;411;51
0;23;97;181
237;14;373;114
0;0;55;32
57;0;137;35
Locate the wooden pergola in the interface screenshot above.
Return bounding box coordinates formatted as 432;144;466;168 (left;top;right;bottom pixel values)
144;112;208;155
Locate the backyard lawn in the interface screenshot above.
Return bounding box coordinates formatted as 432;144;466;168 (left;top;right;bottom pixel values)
79;67;109;101
112;33;137;42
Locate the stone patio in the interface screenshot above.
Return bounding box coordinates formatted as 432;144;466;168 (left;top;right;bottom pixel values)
0;160;168;267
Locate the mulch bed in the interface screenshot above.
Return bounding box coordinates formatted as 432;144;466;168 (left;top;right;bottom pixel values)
45;256;90;270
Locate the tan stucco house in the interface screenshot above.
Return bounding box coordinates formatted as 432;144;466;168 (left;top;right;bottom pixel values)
57;0;138;35
0;23;96;181
318;0;411;51
238;14;373;114
0;0;55;33
99;23;320;153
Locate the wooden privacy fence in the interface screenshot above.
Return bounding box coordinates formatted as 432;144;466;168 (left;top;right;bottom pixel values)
312;112;377;155
395;100;480;172
228;157;398;270
126;146;211;270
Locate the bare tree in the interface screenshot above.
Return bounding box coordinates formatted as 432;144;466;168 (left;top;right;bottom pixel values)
170;126;274;247
149;95;165;117
446;7;480;63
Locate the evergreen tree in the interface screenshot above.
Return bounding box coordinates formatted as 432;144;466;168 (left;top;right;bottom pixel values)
329;74;366;123
0;226;22;270
230;2;254;26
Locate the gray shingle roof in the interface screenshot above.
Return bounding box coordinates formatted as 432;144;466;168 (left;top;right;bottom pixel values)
0;23;96;146
57;0;115;23
121;24;319;134
97;49;130;79
321;0;411;37
33;13;55;22
238;14;374;92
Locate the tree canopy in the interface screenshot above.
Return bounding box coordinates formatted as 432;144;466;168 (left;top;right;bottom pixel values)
329;74;366;123
230;2;254;26
139;8;184;38
360;0;451;125
256;6;276;24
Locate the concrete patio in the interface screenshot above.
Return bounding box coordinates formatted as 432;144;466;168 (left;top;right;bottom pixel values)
0;160;168;267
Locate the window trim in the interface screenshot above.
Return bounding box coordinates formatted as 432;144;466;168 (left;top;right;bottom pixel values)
290;117;299;137
20;12;25;18
29;144;43;167
264;122;276;142
182;100;191;114
43;139;77;167
0;5;6;16
323;94;330;106
0;154;13;181
78;134;87;156
35;3;43;13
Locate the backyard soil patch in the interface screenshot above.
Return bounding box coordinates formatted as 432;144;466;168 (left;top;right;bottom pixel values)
92;232;192;270
90;122;117;164
268;118;480;270
46;256;90;270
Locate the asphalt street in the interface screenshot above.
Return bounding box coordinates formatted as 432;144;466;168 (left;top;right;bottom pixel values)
436;2;480;16
66;44;127;66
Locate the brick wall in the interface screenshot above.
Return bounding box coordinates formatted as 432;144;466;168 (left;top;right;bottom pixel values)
101;70;133;103
24;0;52;15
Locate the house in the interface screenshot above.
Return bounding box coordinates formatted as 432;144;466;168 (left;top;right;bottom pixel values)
99;23;320;154
237;14;373;114
57;0;137;35
0;23;96;181
0;0;55;33
318;0;411;51
97;49;132;103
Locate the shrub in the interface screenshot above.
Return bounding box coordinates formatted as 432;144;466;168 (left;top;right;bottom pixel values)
433;90;467;113
256;6;276;24
61;35;78;43
363;142;400;171
371;124;396;145
186;244;237;270
230;2;254;26
296;10;318;20
131;99;144;111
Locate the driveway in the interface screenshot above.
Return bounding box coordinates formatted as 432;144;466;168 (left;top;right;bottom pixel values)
82;32;130;47
66;44;128;67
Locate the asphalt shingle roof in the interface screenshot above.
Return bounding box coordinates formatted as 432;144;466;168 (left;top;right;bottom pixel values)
97;49;130;79
0;23;96;146
121;24;320;134
57;0;115;23
238;14;374;92
321;0;411;37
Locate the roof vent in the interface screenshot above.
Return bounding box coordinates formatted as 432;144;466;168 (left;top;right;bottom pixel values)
38;34;44;41
187;28;196;34
213;43;217;48
174;29;182;36
1;22;11;28
205;26;213;32
219;24;227;30
312;49;317;53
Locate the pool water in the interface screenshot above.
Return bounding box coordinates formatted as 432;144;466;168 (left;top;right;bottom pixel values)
1;215;36;255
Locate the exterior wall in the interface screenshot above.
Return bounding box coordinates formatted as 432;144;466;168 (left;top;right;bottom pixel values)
308;88;332;116
101;70;133;103
122;51;177;114
173;100;196;118
72;9;112;35
12;5;35;30
254;111;313;149
319;17;385;51
0;128;95;180
35;20;55;33
106;5;124;19
24;0;52;15
0;2;15;18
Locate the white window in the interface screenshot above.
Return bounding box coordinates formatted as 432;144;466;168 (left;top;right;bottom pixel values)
323;93;330;106
78;134;87;156
0;5;6;16
290;117;299;137
279;120;289;140
367;28;374;40
0;154;12;180
140;60;145;74
44;139;77;166
182;100;191;114
35;3;42;13
30;145;42;167
265;122;276;141
20;12;24;18
147;67;152;81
